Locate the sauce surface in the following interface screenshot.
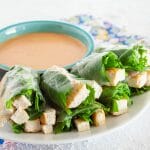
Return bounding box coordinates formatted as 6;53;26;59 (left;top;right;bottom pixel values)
0;33;87;69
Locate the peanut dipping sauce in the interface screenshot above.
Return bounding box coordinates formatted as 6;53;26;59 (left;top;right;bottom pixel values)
0;33;87;69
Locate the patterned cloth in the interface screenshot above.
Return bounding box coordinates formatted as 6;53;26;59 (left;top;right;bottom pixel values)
0;14;143;149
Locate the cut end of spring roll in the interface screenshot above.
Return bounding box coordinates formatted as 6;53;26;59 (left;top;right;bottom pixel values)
112;99;128;116
66;82;90;108
92;109;105;126
74;118;90;132
25;119;41;133
106;68;125;86
127;71;147;88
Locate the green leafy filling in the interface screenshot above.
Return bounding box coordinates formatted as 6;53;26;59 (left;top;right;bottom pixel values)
100;83;132;112
103;51;123;69
119;45;148;71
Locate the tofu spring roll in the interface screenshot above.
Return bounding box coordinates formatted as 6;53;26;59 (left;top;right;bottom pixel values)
71;52;125;86
41;66;102;111
41;66;106;133
114;45;150;88
0;65;45;133
99;83;131;115
95;45;150;95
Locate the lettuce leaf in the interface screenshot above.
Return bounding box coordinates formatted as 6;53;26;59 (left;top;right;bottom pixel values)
119;45;149;71
103;51;123;69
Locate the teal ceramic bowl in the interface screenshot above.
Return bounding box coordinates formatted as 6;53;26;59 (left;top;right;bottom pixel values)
0;20;94;73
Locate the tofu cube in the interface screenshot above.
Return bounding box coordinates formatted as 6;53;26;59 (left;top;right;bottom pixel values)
67;83;90;108
13;95;31;109
112;99;128;116
41;125;53;134
127;72;147;88
84;80;102;99
11;109;29;124
40;108;56;125
145;70;150;86
74;118;90;132
92;109;105;126
106;68;125;86
25;119;41;133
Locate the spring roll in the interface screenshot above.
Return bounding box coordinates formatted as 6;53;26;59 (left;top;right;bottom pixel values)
114;45;150;88
71;52;125;86
41;66;102;111
0;65;45;133
40;66;106;133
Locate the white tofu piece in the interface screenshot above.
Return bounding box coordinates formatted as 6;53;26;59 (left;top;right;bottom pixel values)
13;95;31;109
11;109;29;125
112;99;128;116
74;118;90;132
67;83;90;108
92;109;105;126
145;70;150;86
127;71;147;88
25;119;41;133
40;108;56;125
83;80;102;99
106;68;125;86
41;125;53;134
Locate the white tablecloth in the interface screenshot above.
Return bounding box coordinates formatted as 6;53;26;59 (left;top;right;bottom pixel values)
0;0;150;149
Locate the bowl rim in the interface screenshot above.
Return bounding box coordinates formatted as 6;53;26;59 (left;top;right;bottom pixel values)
0;20;94;72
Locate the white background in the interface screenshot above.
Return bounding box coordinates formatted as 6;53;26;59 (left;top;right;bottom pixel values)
0;0;150;149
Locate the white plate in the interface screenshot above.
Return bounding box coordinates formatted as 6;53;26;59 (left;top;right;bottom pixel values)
0;92;150;144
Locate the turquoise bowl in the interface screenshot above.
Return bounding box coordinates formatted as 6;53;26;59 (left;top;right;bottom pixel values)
0;20;94;73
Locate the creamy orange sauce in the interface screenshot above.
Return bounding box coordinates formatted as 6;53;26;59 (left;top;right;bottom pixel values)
0;33;87;69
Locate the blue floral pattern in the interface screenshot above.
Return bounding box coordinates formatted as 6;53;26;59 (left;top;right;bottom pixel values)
65;15;143;46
